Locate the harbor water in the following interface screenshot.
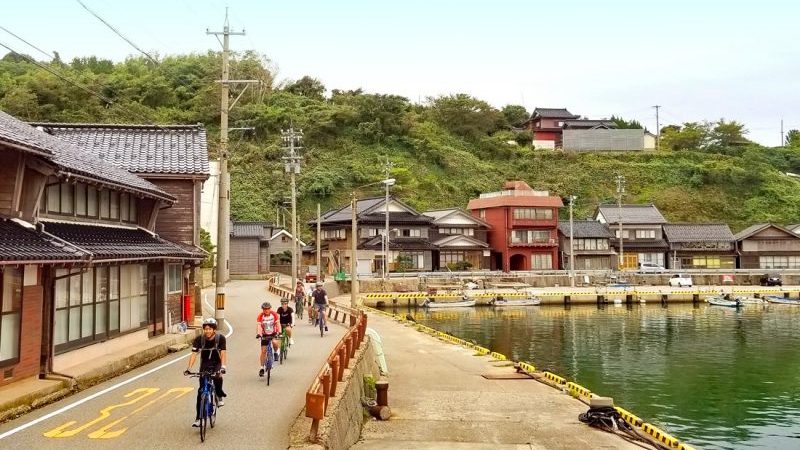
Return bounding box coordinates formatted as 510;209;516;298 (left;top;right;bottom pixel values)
400;302;800;450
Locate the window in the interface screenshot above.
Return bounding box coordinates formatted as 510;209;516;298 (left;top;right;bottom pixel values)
479;209;486;219
128;197;137;223
614;229;630;239
120;264;148;332
395;251;425;270
87;185;98;217
759;256;800;269
120;194;129;221
400;229;421;238
513;208;553;220
60;183;74;214
168;264;182;293
532;253;553;269
110;192;119;220
575;239;608;250
635;229;656;239
47;184;60;213
322;229;345;240
511;230;552;244
441;228;475;236
0;267;22;365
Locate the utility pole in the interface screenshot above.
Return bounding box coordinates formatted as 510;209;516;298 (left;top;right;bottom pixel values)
652;105;661;151
282;128;303;291
568;195;576;287
350;194;359;307
316;203;322;281
207;9;259;321
781;119;785;147
616;175;626;272
382;159;393;282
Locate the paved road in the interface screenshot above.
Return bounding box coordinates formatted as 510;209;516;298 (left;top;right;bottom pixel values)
0;280;345;450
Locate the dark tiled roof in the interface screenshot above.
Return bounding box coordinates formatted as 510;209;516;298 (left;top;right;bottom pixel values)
432;234;489;248
42;221;198;260
359;213;432;225
361;236;436;250
231;221;274;239
662;223;734;242
32;123;209;176
171;241;209;259
558;220;613;238
0;218;87;262
317;197;428;225
562;120;617;129
532;108;579;119
734;223;799;240
596;204;667;224
0;111;173;202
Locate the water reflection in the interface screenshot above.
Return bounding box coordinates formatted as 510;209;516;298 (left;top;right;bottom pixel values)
394;303;800;450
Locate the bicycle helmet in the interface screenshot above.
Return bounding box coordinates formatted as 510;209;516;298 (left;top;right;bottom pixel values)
261;301;272;309
202;317;218;329
280;298;289;304
315;282;323;287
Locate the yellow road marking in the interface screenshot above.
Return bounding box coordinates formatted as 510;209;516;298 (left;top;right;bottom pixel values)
88;387;193;439
43;388;159;438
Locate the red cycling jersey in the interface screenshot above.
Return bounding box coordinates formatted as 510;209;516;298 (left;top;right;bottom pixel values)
257;311;281;336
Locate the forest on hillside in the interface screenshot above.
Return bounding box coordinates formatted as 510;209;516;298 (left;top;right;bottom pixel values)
2;51;800;238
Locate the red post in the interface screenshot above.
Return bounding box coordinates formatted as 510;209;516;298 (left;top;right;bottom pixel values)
338;346;347;379
182;294;191;322
329;356;339;397
322;370;331;414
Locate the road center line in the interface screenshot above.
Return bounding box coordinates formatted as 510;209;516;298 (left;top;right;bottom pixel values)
0;295;235;440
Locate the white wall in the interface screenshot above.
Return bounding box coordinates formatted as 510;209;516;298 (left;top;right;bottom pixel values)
200;161;219;247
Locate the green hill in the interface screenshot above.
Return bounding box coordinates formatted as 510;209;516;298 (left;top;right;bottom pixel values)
2;52;799;238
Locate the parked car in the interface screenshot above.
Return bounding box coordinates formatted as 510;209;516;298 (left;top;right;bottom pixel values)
669;273;693;287
760;273;782;286
304;265;318;283
638;262;665;273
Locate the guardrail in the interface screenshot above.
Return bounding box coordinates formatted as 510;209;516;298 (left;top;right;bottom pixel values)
378;269;800;279
266;278;368;442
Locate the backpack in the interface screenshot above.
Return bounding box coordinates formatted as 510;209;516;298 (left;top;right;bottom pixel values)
201;333;221;360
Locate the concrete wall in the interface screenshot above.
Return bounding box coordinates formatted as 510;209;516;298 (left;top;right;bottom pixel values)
563;129;645;152
316;338;380;450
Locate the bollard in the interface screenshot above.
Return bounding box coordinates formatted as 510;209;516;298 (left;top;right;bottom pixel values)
376;380;389;406
597;294;604;305
564;295;571;305
661;294;668;306
625;294;633;304
692;293;699;303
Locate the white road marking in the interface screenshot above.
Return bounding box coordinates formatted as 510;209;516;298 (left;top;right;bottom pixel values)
0;292;235;440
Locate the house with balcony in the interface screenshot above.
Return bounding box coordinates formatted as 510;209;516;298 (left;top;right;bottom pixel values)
557;220;616;270
313;196;434;276
32;122;210;323
0;111;204;388
522;108;580;149
595;204;668;270
467;181;563;271
662;223;736;269
422;208;491;271
734;223;800;269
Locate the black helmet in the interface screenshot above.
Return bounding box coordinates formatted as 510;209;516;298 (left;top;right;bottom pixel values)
261;301;272;309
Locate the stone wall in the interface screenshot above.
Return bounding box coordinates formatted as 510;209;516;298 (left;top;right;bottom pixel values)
199;268;213;288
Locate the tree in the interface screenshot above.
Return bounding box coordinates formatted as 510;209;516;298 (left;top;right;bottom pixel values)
426;94;501;140
710;119;748;147
284;76;325;100
199;228;216;269
610;115;643;129
501;104;529;128
660;122;710;150
786;129;800;147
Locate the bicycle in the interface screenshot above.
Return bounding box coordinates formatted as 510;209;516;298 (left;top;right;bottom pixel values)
260;334;276;385
187;370;218;442
315;304;327;337
279;327;289;364
295;296;304;320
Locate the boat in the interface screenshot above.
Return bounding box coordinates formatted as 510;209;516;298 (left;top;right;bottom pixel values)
489;296;541;307
764;295;800;305
423;298;476;308
706;296;741;308
734;296;766;305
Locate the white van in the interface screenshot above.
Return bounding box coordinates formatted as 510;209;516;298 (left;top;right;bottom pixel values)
669;273;693;287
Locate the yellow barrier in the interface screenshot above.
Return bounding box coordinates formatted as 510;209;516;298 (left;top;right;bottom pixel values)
614;406;643;427
517;362;536;373
473;346;490;355
566;381;592;398
543;371;566;385
641;423;681;448
489;352;507;361
678;443;697;450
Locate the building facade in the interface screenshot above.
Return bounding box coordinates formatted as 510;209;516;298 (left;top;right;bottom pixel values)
734;223;800;269
557;220;616;270
423;208;491;271
468;181;562;272
0;111;204;388
595;204;668;270
523;108;580;149
662;223;736;269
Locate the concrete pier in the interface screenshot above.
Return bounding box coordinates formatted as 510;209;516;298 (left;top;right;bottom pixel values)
351;310;643;449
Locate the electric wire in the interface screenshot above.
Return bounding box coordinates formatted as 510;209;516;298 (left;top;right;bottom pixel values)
75;0;159;64
0;25;53;60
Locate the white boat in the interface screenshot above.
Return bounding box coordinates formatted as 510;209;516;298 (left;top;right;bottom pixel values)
489;296;541;307
765;295;800;305
706;296;741;308
423;298;476;308
734;296;765;305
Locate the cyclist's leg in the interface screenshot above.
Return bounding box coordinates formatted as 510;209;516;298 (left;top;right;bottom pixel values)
194;377;203;421
259;340;268;375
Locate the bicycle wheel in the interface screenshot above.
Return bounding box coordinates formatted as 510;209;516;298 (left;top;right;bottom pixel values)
266;345;273;386
199;394;209;442
209;393;216;428
320;315;324;337
281;337;288;363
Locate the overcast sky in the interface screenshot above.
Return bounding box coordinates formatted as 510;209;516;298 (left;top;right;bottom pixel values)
2;0;798;145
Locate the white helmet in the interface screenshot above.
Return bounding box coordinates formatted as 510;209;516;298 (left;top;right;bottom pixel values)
202;317;218;329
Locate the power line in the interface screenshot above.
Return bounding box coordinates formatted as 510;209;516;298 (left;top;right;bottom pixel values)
75;0;159;65
0;25;53;60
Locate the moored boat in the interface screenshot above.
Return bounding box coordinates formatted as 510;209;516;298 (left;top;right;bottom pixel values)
765;295;800;305
423;298;476;308
706;296;741;308
489;296;541;306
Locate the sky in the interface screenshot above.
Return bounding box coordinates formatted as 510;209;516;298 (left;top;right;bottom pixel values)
1;0;798;146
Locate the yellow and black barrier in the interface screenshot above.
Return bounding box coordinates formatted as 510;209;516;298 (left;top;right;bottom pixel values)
543;371;567;386
489;351;507;361
641;422;681;449
566;381;592;399
614;406;643;428
517;361;536;373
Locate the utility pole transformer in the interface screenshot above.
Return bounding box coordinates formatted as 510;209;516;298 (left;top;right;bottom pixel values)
207;9;259;321
282;128;303;291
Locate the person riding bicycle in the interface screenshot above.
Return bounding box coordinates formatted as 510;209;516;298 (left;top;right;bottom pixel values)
312;282;329;332
276;298;294;345
256;301;281;377
294;280;305;318
184;317;227;427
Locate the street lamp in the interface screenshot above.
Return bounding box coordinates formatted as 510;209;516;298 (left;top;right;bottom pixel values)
350;178;396;307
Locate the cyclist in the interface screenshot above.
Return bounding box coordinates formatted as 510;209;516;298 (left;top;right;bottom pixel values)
256;301;281;377
276;298;295;345
312;282;329;332
294;280;305;318
184;317;227;427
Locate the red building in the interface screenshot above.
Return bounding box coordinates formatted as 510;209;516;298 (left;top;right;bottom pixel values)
522;108;580;148
467;181;563;271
